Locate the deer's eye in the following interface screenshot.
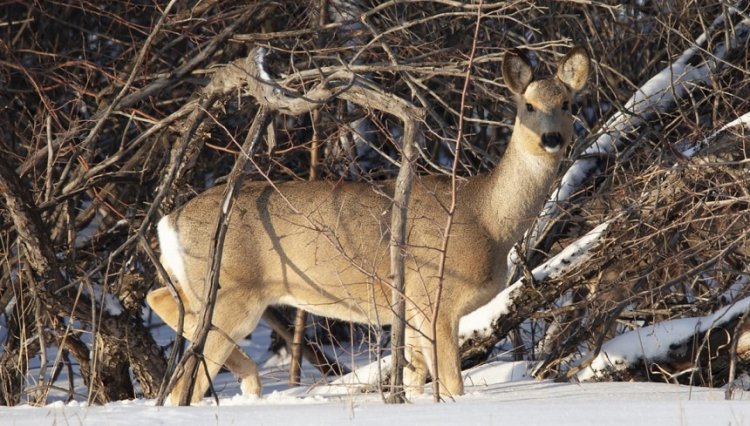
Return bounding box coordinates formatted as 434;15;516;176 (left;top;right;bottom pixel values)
562;101;570;111
525;103;534;112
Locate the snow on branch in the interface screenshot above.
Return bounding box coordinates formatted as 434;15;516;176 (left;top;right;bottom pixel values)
458;220;613;344
576;296;750;382
533;12;750;239
721;267;750;304
679;111;750;158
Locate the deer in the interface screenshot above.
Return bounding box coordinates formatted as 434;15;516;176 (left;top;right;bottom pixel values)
146;46;590;404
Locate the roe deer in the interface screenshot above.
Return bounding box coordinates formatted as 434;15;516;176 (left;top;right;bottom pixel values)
147;47;590;404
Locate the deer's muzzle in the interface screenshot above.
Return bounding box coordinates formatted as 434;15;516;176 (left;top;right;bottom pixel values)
541;132;563;152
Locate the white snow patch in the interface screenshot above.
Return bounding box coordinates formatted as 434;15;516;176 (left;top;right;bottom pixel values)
721;271;750;304
4;371;750;425
462;360;532;389
680;111;750;157
292;356;393;397
254;47;272;83
103;292;124;316
578;296;750;381
74;211;103;248
330;355;391;389
87;284;124;316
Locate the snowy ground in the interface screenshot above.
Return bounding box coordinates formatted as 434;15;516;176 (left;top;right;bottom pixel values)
5;377;750;426
2;320;750;425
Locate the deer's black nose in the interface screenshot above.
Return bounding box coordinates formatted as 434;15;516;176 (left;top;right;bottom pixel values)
541;132;563;150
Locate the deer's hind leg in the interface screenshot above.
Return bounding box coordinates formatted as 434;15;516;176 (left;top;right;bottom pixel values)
178;309;261;404
146;287;262;403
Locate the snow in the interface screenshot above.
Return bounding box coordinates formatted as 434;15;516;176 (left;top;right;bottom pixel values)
458;220;611;342
680;111;750;158
2;362;750;425
578;296;750;381
254;47;272;84
5;311;750;425
722;271;750;304
318;356;392;395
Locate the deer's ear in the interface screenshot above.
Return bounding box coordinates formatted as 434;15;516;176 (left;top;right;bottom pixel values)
502;49;533;95
556;46;590;92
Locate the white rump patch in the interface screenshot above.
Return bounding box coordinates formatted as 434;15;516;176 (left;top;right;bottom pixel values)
158;217;188;287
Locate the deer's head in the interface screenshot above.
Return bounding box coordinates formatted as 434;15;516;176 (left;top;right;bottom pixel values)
502;47;590;156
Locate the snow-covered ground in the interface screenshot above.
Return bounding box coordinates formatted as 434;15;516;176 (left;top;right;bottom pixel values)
2;362;749;426
2;320;750;426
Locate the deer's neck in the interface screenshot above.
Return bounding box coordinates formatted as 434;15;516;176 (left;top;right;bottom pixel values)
475;130;561;247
